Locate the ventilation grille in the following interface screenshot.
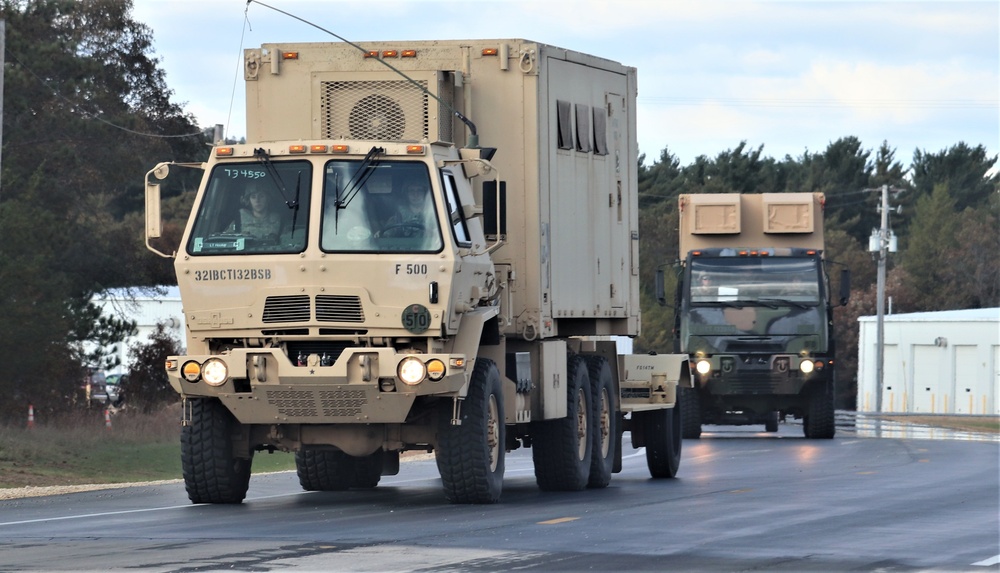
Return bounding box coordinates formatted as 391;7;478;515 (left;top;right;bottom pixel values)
265;389;317;417
316;295;365;323
264;388;368;418
320;80;429;141
319;389;367;417
262;295;311;324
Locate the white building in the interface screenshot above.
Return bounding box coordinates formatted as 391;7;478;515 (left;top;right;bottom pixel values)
857;308;999;415
93;286;186;374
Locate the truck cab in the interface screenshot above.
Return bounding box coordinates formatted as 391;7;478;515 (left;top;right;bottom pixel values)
664;193;847;439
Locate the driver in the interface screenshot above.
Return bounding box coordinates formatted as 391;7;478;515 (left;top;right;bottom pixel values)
239;182;282;239
377;179;431;238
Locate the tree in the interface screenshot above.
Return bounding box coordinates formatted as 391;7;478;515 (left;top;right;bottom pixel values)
910;143;998;212
0;0;204;417
122;322;183;413
900;184;962;311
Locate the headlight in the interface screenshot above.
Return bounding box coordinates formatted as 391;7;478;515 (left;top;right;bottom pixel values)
799;359;815;374
696;360;712;375
398;357;426;385
202;358;229;386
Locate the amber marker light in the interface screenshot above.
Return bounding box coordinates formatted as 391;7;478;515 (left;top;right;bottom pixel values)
282;51;299;60
406;145;426;155
426;359;446;381
289;144;307;154
310;144;329;153
401;49;417;58
331;144;349;153
364;50;379;58
216;147;234;157
181;361;201;382
482;48;499;56
382;50;399;58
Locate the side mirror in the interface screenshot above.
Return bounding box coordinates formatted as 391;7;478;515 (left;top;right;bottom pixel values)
839;268;851;306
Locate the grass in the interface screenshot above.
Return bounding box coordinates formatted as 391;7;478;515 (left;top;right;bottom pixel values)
0;404;295;490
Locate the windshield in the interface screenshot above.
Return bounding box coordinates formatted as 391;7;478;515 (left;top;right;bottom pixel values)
688;257;820;306
187;161;311;255
321;160;443;253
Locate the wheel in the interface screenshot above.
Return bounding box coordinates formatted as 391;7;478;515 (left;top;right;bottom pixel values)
352;450;384;489
295;448;356;491
532;355;593;491
804;382;835;439
584;355;617;488
764;411;780;433
640;405;682;478
181;398;252;504
679;386;702;439
436;358;505;504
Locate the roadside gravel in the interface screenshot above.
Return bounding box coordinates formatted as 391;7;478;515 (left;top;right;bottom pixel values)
0;479;184;501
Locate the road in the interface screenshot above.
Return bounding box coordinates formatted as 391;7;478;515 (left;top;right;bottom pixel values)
0;420;997;572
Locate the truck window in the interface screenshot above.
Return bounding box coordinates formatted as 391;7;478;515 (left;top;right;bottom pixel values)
321;160;443;253
187;161;311;255
688;258;820;305
441;172;471;247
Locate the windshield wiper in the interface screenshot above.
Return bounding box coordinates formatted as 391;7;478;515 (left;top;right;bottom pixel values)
336;146;383;212
694;300;744;309
757;298;809;309
253;148;299;210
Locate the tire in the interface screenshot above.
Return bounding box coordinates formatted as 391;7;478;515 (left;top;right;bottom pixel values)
532;355;593;491
764;411;780;433
679;386;702;439
640;406;682;478
181;398;252;504
352;450;384;489
584;355;617;488
436;358;505;504
295;448;357;491
804;382;835;439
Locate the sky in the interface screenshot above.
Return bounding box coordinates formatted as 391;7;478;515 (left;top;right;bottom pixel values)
131;0;998;170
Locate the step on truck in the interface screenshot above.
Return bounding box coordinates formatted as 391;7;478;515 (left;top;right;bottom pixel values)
144;39;690;504
658;193;849;439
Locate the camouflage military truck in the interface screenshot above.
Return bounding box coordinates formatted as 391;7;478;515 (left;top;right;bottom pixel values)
144;39;690;504
659;193;849;439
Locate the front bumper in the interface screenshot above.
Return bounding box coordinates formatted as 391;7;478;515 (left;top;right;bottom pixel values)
691;353;832;396
167;347;467;424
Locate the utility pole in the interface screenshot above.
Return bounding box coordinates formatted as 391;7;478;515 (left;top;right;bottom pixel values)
867;185;901;414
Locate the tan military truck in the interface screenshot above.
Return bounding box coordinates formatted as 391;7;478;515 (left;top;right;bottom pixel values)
145;39;689;504
659;193;849;439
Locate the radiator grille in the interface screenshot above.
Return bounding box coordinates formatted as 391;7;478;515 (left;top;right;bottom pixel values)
262;295;311;324
316;295;364;323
